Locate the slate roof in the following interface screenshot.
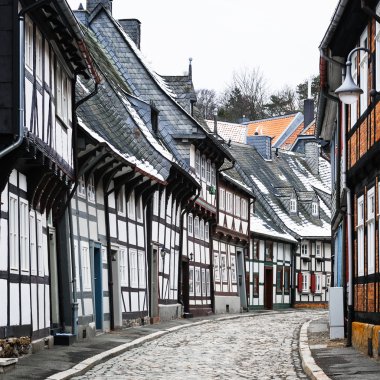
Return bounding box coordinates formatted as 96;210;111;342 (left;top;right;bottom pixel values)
205;120;247;144
75;28;174;182
230;142;331;240
283;119;317;151
246;113;303;148
76;6;232;177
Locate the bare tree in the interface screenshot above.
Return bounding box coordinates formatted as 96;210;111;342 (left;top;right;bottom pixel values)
218;67;268;122
265;85;298;117
196;88;218;120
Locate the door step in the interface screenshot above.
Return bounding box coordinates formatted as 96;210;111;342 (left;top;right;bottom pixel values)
183;312;193;319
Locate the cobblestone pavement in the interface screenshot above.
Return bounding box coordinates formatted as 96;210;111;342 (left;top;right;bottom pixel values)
73;310;326;380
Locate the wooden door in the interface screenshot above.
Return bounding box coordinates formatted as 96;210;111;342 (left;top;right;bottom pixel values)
181;259;190;313
264;267;273;309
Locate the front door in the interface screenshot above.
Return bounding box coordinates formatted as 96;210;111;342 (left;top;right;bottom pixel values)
48;228;59;327
150;246;159;319
181;258;190;313
94;245;103;330
264;267;273;309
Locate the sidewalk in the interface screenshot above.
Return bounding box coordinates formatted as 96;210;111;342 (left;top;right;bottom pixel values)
300;316;380;379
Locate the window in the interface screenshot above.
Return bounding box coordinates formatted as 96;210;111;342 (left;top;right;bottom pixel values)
302;273;309;293
78;175;86;198
56;65;71;125
350;51;358;128
312;201;318;217
367;188;375;274
117;186;126;215
276;266;283;292
253;273;259;296
315;274;322;294
188;214;193;236
214;253;220;281
153;191;159;215
30;212;37;275
20;199;29;272
284;267;290;293
189;267;194;294
136;197;143;221
206;270;210;296
130;249;138;287
265;241;273;261
195;268;201;295
195;150;200;175
160;190;166;218
219;188;225;210
120;249;128;286
235;195;241;217
211;164;216;186
25;17;33;69
206;160;211;183
315;242;322;258
201;156;206;179
37;215;43;276
230;255;237;282
226;192;233;213
360;29;368;115
138;250;145;287
128;191;136;219
357;195;364;276
241;199;248;220
194;217;199;238
82;245;91;290
87;175;95;203
221;255;227;282
199;219;204;240
202;268;206;296
205;222;209;242
9;195;19;271
36;29;43;80
301;242;308;257
253;239;259;260
290;195;297;213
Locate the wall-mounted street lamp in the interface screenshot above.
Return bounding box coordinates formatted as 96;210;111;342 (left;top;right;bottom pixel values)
335;47;379;104
189;252;193;261
160;248;167;259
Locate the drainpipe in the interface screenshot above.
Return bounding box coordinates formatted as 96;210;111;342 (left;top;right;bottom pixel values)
341;98;353;346
0;2;51;159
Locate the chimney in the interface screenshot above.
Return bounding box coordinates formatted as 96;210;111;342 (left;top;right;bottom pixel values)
247;135;272;160
304;142;319;175
118;19;141;49
303;98;314;128
188;57;193;80
213;108;218;134
87;0;113;14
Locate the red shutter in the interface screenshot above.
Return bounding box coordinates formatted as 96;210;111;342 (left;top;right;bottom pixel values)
297;272;303;293
311;273;316;293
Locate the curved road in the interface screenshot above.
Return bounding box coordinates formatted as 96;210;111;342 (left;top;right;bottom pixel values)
73;310;326;380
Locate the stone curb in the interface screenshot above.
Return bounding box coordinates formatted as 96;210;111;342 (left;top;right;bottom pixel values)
299;319;331;380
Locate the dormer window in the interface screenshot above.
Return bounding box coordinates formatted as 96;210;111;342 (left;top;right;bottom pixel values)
312;201;319;217
151;103;159;134
290;194;297;213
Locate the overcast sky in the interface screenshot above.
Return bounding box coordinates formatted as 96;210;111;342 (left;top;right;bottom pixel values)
67;0;338;94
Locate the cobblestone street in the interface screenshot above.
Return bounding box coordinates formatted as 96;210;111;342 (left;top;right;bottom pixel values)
73;310;326;380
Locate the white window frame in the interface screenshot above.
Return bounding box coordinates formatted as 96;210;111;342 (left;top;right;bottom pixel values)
214;253;220;281
206;269;210;296
119;249;128;286
138;250;145;288
194;216;199;238
312;201;319;217
241;199;248;220
153;191;159;216
130;248;138;288
211;164;216;186
367;187;375;274
189;267;194;295
360;28;368;115
205;222;209;242
200;219;205;240
117;186;126;216
221;254;227;282
315;274;322;294
128;190;136;219
30;212;37;275
230;255;237;283
78;175;86;198
201;268;206;296
36;29;43;80
87;175;95;203
136;196;143;222
290;195;297;213
20;199;29;273
37;214;43;276
357;195;365;276
219;188;225;210
201;155;206;180
195;150;200;175
82;245;91;290
195;267;201;295
188;214;193;236
226;191;233;213
235;195;241;217
206;160;211;183
25;17;33;70
9;194;19;271
302;273;309;293
315;242;322;258
301;242;308;257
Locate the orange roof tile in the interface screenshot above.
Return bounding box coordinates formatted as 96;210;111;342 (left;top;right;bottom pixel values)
246;114;298;145
282;122;304;150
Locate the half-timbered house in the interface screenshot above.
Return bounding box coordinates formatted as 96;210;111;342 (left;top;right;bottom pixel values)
317;0;380;355
0;0;94;342
229;139;332;309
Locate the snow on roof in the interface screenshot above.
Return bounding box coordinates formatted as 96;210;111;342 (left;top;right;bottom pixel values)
78;117;165;182
205;120;247;144
250;174;269;195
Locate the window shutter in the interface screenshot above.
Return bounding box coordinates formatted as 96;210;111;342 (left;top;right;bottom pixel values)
311;273;316;293
297;272;303;293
